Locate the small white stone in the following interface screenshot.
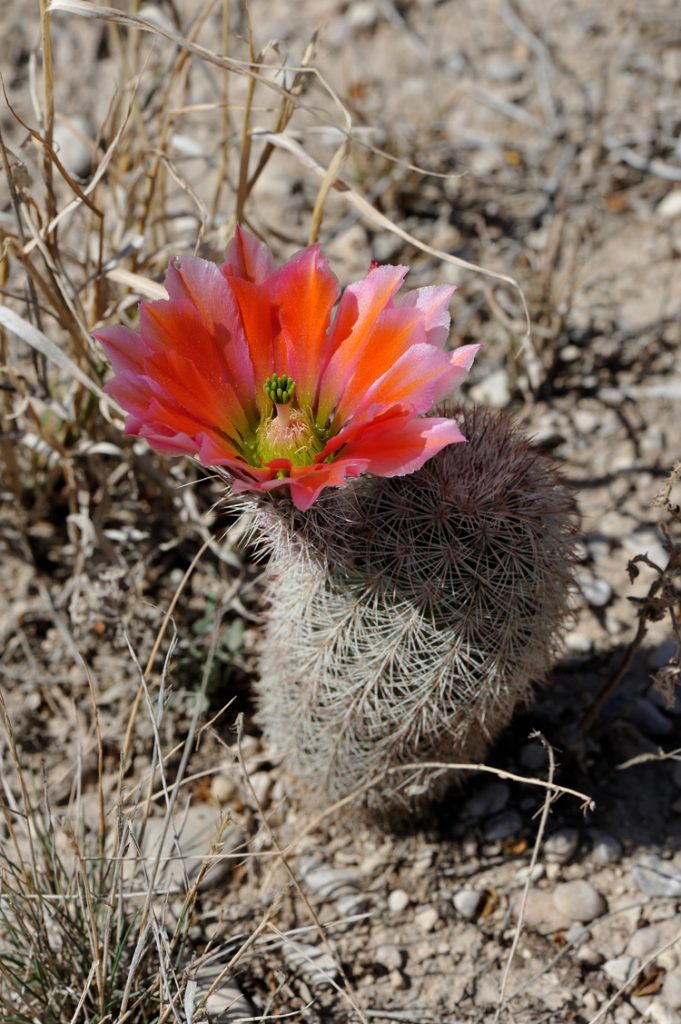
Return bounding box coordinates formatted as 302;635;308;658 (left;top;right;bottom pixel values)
284;943;338;986
389;968;409;990
515;864;545;885
575;571;613;608
583;991;599;1013
662;973;681;1011
374;944;405;971
248;771;273;809
470;369;511;409
211;774;237;804
576;944;604;966
564;629;593;654
300;859;360;901
345;0;378;30
544;828;579;864
553;880;606;923
388;889;410;913
453;889;482;921
589;829;623;865
414;907;439;934
647;999;680;1024
336;893;369;916
657;190;681;219
627;926;660;958
603;954;641;984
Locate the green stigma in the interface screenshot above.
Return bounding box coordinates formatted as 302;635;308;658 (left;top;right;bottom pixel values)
264;372;296;405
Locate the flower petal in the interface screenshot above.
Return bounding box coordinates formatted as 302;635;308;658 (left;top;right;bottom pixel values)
394;284;455;347
151;256;258;424
329;411;467;478
347;341;481;425
316;264;408;424
332;306;423;425
268;244;339;407
227;277;279;413
223;225;276;284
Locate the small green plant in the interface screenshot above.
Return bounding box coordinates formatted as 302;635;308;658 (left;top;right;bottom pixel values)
253;406;576;823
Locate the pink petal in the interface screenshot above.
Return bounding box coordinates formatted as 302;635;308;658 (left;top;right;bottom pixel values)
332;412;466;478
223;225;276;284
394;284;456;347
316;264;409;424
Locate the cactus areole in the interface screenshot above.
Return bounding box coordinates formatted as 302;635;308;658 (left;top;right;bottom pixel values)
94;228;479;510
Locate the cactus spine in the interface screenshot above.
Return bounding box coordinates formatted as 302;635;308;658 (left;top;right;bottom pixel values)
252;407;576;823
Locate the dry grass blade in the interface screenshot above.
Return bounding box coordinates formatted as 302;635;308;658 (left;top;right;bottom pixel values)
0;305;109;402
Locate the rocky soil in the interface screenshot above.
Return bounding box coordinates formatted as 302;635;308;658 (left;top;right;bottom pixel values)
2;0;681;1022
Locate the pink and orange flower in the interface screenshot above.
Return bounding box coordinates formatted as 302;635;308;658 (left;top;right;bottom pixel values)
95;228;479;510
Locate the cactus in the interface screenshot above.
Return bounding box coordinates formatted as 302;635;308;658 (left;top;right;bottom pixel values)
252;406;576;823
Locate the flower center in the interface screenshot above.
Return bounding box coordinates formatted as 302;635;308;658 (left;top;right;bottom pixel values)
256;373;321;468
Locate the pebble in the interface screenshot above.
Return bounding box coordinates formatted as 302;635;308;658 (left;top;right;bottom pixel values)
247;770;273;809
463;781;510;818
211;773;237;805
564;629;593;655
484;810;522;841
662;973;681;1010
300;859;361;901
519;740;547;771
627;926;660;958
587;537;612;561
633;855;681;897
583;991;599;1013
388;889;410;913
647;1000;680;1024
484;57;524;82
512;889;572;933
389;968;409;990
576;944;605;966
203;983;254;1020
374;944;405;972
589;829;623;865
575;570;613;608
515;864;545;885
572;408;601;434
553;880;606;923
284;943;338;986
336;894;370;917
603;954;641;984
415;907;439;934
53;116;93;178
544;827;579;864
470;369;511;409
346;0;378;30
657;190;681;219
453;889;483;921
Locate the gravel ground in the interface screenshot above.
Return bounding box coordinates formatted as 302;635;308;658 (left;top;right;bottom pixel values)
2;1;681;1021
